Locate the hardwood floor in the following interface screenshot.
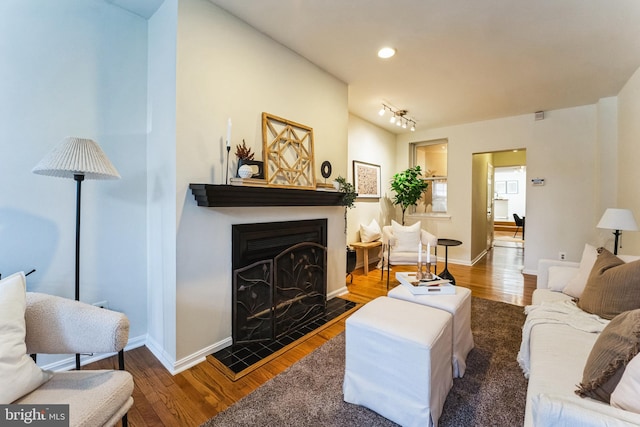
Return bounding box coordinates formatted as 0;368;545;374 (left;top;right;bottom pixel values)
91;241;535;427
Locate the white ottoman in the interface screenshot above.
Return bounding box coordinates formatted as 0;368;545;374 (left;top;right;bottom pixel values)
343;296;453;427
388;284;474;378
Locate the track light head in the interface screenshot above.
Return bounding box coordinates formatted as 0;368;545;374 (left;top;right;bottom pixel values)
378;104;416;131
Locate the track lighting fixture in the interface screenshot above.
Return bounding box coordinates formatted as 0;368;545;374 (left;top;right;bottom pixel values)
379;103;416;131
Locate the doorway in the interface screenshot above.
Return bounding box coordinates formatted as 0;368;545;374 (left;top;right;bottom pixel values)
471;149;526;259
493;165;526;248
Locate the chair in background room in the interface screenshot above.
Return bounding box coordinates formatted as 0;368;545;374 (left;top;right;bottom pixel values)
380;220;437;288
513;213;525;238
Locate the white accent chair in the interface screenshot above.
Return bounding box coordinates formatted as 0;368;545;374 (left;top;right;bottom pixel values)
380;222;438;288
16;292;134;427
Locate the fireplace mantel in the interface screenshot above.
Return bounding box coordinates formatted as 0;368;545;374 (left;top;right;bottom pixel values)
189;184;346;207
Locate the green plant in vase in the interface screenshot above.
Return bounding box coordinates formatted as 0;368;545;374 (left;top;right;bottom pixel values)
390;166;429;224
334;175;356;234
335;176;358;276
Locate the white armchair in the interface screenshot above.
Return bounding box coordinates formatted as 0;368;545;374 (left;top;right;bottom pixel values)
381;221;438;288
17;292;134;427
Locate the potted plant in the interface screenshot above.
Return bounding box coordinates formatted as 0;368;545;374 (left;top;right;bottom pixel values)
390;166;429;224
235;139;263;178
334;176;358;277
334;176;356;209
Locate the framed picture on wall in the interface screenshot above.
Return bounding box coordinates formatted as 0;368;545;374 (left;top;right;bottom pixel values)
507;180;518;194
353;161;381;198
495;181;506;194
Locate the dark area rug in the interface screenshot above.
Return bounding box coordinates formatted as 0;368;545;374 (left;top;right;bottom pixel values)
201;297;527;427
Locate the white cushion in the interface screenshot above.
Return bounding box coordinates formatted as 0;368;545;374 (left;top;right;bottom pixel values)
391;220;421;252
0;272;52;404
611;353;640;414
360;218;382;243
548;266;578;292
533;394;640;427
563;244;598;298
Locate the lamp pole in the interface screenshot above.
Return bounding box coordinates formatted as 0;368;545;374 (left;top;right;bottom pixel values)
613;229;622;255
74;173;84;370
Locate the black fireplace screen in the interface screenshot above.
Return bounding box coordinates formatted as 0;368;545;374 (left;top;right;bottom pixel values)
232;220;327;344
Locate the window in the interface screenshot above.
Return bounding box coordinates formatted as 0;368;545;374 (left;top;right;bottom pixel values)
411;139;448;213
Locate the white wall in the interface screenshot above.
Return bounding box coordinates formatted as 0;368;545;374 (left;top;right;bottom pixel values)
398;104;613;273
170;0;349;365
346;114;396;263
0;0;148;365
146;0;179;367
617;67;640;255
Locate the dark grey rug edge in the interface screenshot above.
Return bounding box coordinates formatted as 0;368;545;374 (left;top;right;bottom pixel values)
201;297;527;427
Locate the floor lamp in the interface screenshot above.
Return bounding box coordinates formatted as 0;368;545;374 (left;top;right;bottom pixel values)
33;137;120;369
596;208;639;255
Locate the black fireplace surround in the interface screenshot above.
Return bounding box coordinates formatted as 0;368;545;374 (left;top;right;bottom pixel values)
231;219;328;345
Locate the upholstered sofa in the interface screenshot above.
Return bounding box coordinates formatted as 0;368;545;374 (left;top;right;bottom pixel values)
1;272;133;427
520;246;640;426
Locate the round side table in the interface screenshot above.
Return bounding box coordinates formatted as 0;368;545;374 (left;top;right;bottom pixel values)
437;238;462;285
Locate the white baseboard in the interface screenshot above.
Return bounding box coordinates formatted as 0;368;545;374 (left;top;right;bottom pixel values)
173;336;231;375
145;334;232;376
328;286;348;298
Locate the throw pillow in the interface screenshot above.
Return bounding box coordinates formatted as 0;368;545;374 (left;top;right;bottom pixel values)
576;309;640;403
0;272;52;404
611;353;640;414
391;220;421;252
359;218;382;243
548;266;578;292
563;243;598;298
578;248;640;319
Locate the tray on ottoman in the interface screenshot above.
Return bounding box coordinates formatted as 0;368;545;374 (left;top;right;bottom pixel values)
396;272;455;295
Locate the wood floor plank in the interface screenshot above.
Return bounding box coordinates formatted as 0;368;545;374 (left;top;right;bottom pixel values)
91;242;534;427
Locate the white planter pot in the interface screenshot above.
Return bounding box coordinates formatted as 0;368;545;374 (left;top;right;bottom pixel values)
238;164;253;178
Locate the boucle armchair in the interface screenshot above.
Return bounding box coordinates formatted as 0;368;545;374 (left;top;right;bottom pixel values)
16;292;134;427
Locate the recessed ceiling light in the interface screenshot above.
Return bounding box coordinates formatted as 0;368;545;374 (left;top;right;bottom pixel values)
377;47;396;59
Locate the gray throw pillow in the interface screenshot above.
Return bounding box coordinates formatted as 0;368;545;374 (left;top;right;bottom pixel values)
578;248;640;320
576;309;640;403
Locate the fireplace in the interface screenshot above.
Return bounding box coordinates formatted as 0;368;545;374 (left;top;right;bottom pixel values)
232;219;327;344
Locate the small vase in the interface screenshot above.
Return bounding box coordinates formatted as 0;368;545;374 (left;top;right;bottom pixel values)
238;164;253;178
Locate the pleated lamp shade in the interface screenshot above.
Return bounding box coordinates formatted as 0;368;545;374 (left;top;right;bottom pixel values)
32;137;120;180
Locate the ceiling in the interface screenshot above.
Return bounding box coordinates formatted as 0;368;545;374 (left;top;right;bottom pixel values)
207;0;640;133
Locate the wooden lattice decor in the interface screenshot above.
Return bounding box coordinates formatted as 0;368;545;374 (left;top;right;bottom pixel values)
262;112;316;189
